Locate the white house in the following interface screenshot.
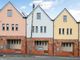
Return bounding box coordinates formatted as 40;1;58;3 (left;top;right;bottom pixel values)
27;5;53;38
26;5;53;55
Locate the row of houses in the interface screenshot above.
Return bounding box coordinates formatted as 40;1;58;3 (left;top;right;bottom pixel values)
0;2;80;56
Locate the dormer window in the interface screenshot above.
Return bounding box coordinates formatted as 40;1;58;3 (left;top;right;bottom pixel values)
63;15;67;22
37;13;41;20
7;10;12;17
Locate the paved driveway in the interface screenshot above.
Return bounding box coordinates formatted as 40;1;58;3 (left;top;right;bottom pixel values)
0;56;80;60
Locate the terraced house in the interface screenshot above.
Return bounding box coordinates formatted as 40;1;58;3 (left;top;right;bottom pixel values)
0;2;26;54
54;8;79;56
0;1;80;57
27;5;53;56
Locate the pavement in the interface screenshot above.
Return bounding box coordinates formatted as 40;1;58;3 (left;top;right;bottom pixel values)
0;55;80;60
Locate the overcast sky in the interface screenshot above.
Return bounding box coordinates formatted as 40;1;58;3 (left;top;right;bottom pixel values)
0;0;80;21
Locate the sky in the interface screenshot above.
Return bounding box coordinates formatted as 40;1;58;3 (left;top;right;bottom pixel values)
0;0;80;22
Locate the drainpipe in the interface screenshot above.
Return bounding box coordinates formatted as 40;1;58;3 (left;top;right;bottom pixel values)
29;4;35;55
23;13;27;54
53;20;54;56
78;22;80;56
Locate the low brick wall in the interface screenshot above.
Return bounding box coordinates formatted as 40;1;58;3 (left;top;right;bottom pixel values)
0;36;26;54
54;39;78;56
27;38;53;56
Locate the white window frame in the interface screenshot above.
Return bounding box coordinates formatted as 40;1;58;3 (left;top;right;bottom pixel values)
7;10;12;17
37;13;41;20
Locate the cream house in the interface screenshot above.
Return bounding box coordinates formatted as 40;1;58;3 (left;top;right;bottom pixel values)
54;8;78;56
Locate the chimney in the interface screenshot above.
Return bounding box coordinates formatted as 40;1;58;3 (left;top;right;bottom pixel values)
33;4;35;9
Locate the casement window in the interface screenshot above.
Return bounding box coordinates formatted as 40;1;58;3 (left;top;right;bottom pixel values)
59;28;64;35
2;24;5;31
62;28;64;35
12;24;14;31
40;26;46;33
15;24;18;31
32;26;34;32
59;28;61;34
67;28;72;35
63;15;67;22
35;41;48;50
32;26;46;33
61;43;73;52
40;26;43;33
67;28;69;35
37;13;41;20
7;10;12;17
44;26;46;33
36;26;38;33
6;24;9;31
7;39;21;49
32;26;38;33
70;28;72;35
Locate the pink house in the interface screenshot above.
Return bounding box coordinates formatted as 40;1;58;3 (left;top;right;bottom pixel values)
0;2;26;54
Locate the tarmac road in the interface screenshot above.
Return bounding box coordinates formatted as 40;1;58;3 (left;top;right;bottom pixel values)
0;56;80;60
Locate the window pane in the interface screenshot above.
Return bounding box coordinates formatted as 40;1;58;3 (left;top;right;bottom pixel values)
2;24;5;31
37;13;41;19
44;26;46;33
59;28;61;34
36;26;38;33
67;28;69;35
62;28;64;34
40;26;43;33
15;24;18;31
7;10;12;17
12;24;14;31
6;24;9;31
70;28;72;35
63;15;67;22
32;26;34;33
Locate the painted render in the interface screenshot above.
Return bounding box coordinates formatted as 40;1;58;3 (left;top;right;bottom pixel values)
27;5;53;38
0;2;26;54
54;8;79;56
0;2;25;36
54;8;78;40
0;2;80;56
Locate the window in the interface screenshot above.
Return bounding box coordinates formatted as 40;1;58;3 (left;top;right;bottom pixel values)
37;13;41;19
32;26;46;33
36;26;38;33
12;24;14;31
67;28;69;35
62;28;64;35
15;24;18;31
35;41;48;50
63;15;67;22
59;28;65;35
6;24;9;31
7;10;12;17
7;39;21;49
32;26;34;33
67;28;72;35
40;26;43;33
59;28;61;34
2;24;5;31
44;26;46;33
61;42;73;52
70;28;72;35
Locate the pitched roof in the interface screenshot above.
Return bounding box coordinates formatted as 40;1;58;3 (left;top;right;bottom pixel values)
0;1;24;17
54;8;77;23
27;5;52;20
